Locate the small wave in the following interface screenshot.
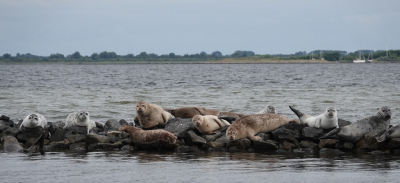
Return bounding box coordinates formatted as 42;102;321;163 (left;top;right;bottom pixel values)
110;101;136;105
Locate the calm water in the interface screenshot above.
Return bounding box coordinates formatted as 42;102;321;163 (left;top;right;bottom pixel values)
1;63;400;182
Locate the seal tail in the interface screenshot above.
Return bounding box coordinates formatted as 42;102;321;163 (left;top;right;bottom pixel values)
320;128;341;140
26;131;45;155
289;105;305;118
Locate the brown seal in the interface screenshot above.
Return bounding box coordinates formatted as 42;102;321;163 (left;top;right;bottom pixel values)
219;111;245;119
1;131;45;154
226;114;300;141
169;107;220;118
119;125;177;145
192;115;231;135
134;101;173;128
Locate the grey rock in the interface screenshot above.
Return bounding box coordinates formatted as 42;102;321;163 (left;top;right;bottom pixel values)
103;119;124;133
164;118;196;138
1;127;21;138
85;134;111;145
253;140;279;151
69;142;87;151
338;118;352;127
386;138;400;149
228;147;246;152
271;127;300;142
319;139;339;149
65;134;86;144
119;119;129;126
185;131;206;146
50;129;67;142
256;133;272;141
319;148;345;154
282;123;307;133
335;141;354;151
302;127;324;142
227;138;251;148
48;121;64;135
17;127;45;142
121;145;136;151
208;147;226;152
300;140;318;149
202;131;222;142
45;139;71;151
65;126;87;136
175;146;192;153
87;143;116;151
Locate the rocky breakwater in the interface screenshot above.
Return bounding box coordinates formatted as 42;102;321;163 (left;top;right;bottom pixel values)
2;115;400;154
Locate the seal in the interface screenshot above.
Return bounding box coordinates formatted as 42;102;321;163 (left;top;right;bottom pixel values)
19;113;47;130
289;105;338;129
169;107;220;118
226;113;300;141
320;106;391;144
135;101;174;128
376;124;400;142
255;106;276;114
1;131;45;154
63;111;96;134
119;125;177;145
192;115;231;135
219;111;245;119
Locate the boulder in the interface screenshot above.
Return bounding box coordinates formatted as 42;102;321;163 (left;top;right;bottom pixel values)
293;148;315;153
253;140;279;151
205;136;229;148
65;134;86;144
334;141;354;151
85;134;111;145
121;145;137;151
319;139;339;149
302;127;324;142
319;148;345;154
1;127;21;138
164;118;196;138
103;119;124;133
279;141;297;151
45;139;71;151
256;133;272;141
17;127;44;142
386;138;400;149
338;118;352;127
48;121;64;135
227;138;251;148
271;127;300;142
175;146;192;153
50;129;67;142
282;123;307;133
65;126;87;136
300;140;319;149
185;131;206;146
88;143;116;151
201;131;222;142
69;142;86;151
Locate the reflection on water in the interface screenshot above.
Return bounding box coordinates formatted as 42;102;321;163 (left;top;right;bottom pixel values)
1;151;400;182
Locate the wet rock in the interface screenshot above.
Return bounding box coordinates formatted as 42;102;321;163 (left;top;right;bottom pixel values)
271;127;300;142
103;119;124;133
17;127;44;142
48;121;64;135
275;149;288;153
85;134;111;145
208;146;226;152
185;131;206;146
335;141;354;151
228;147;246;152
279;141;297;151
202;131;222;142
50;129;67;142
164;118;196;138
1;127;21;138
190;145;200;152
319;139;339;149
386;138;400;149
218;126;230;133
253;140;279;151
300;140;319;149
176;146;192;153
119;119;129;126
354;129;386;151
319;148;345;154
302;127;324;142
293;148;315;153
45;139;71;151
228;138;251;148
205;136;229;148
65;126;87;136
88;143;116;151
69;142;86;151
338;118;352;127
256;133;271;141
65;134;86;144
121;145;136;151
282;123;307;133
0;115;10;121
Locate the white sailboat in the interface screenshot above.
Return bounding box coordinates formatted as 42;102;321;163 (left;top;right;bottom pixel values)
353;49;365;63
366;51;373;63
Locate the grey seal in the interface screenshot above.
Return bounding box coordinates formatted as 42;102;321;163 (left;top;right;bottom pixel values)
289;105;338;129
376;124;400;142
320;106;391;144
255;106;276;114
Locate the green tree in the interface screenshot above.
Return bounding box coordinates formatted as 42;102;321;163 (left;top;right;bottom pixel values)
169;53;175;58
211;51;222;57
139;52;148;59
71;51;81;59
2;53;11;59
200;51;207;58
323;52;341;61
99;51;109;58
91;53;99;60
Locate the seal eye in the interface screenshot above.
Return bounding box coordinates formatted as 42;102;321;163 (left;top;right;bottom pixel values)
142;105;145;107
85;113;89;115
80;113;83;115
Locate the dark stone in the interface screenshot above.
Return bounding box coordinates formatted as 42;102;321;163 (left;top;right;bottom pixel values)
228;147;246;152
87;143;116;151
119;119;129;126
275;149;288;153
319;148;345;154
253;140;279;151
256;133;271;141
1;127;21;138
85;134;111;145
293;148;315;153
338;118;352;127
65;134;86;144
50;129;67;142
228;138;251;148
300;140;318;149
335;141;354;151
281;141;297;151
218;126;230;133
69;142;87;151
185;131;206;146
386;138;400;149
0;115;10;121
302;127;324;142
103;119;123;133
208;147;226;152
282;123;307;133
164;118;196;138
121;145;137;151
271;127;300;142
175;146;192;153
202;131;222;142
45;139;71;151
65;126;87;136
47;121;64;135
190;145;200;152
205;136;229;148
17;127;44;142
319;139;339;149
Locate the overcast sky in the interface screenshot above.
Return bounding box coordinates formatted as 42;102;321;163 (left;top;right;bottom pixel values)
1;0;399;56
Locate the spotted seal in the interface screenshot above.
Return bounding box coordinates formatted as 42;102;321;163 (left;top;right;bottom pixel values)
376;124;400;142
226;113;300;141
19;113;47;130
192;115;231;135
119;125;176;145
255;106;276;114
320;106;391;144
135;101;173;128
289;105;338;129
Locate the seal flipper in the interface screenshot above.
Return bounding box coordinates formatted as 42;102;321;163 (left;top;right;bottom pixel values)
218;116;237;124
289;105;306;118
320;128;341;140
248;135;262;141
194;107;207;115
26;131;45;155
212;118;224;128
